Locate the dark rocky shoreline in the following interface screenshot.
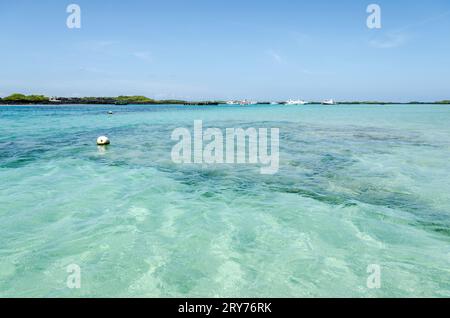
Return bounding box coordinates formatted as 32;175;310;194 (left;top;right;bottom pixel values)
0;95;221;106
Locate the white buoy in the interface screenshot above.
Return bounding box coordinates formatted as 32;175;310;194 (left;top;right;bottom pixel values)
108;111;113;115
97;136;110;145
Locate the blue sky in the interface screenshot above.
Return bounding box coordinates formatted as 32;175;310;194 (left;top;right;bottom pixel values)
0;0;449;101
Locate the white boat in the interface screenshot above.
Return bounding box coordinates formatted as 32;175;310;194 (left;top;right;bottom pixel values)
285;99;307;105
239;99;257;105
322;99;336;105
226;101;238;105
270;102;279;105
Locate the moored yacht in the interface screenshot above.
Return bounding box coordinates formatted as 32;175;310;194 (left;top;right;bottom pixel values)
322;99;336;105
239;99;257;105
285;99;308;105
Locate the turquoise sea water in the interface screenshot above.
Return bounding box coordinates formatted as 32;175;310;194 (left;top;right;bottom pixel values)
0;104;449;297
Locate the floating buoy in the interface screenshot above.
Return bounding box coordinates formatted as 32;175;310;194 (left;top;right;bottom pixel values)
108;111;113;115
97;136;110;145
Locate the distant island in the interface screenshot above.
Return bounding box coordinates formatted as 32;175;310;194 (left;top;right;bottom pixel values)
0;94;221;106
0;93;449;105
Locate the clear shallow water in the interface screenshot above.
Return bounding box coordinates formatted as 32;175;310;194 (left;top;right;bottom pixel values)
0;104;449;297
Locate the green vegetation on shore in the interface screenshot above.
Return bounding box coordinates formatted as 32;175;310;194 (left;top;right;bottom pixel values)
116;95;156;104
0;94;221;105
2;94;49;103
